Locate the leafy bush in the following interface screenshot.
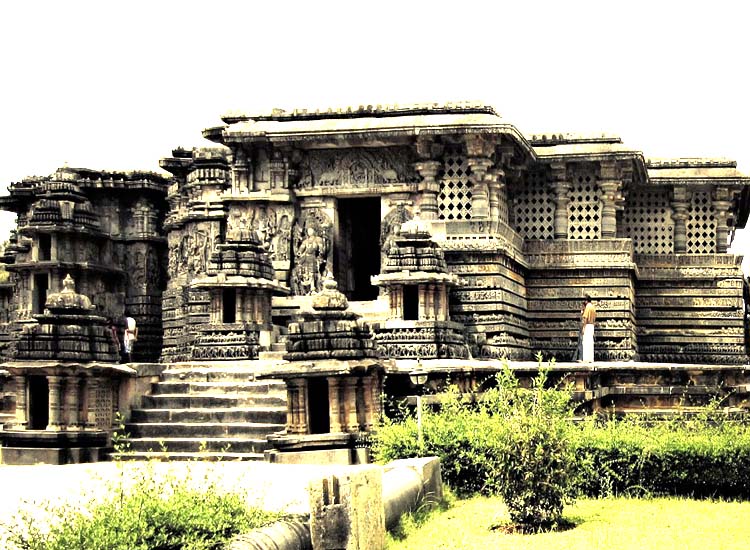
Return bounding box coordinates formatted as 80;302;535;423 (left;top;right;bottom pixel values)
374;358;579;530
4;463;281;550
572;415;750;499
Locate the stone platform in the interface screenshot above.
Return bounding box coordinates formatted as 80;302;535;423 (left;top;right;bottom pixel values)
386;358;750;415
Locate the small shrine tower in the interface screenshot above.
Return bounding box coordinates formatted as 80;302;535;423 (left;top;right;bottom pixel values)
1;274;126;464
371;216;467;359
265;276;386;464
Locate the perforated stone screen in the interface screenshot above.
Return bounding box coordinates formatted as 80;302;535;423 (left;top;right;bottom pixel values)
567;167;601;239
512;169;554;239
622;187;673;254
438;146;472;220
687;190;716;253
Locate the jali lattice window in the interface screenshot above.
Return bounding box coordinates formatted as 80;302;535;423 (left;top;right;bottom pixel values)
687;190;716;253
512;169;554;239
622;187;673;254
567;167;601;239
438;145;472;220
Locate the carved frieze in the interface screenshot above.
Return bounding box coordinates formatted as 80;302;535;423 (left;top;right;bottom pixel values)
225;204;294;262
296;147;419;189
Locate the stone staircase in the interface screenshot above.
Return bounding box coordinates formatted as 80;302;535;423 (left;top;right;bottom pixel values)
117;367;287;461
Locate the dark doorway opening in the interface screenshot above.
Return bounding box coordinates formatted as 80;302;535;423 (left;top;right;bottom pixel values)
338;197;381;301
403;285;419;321
33;273;49;314
222;288;236;323
308;377;330;435
39;234;51;261
28;376;49;430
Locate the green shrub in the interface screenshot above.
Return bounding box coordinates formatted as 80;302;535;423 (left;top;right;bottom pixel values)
374;357;579;530
4;464;281;550
572;415;750;499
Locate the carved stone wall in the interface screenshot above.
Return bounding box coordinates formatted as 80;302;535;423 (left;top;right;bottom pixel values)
687;190;717;253
512;168;554;240
622;187;673;254
523;239;638;361
438;144;473;220
636;255;747;364
446;251;530;360
567;165;601;239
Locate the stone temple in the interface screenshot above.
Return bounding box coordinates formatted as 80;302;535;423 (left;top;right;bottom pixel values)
1;102;749;463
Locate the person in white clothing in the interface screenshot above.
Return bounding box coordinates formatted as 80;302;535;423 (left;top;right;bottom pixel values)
581;295;596;363
123;316;138;363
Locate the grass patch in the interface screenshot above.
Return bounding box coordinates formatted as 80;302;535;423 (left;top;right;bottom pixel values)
386;496;750;549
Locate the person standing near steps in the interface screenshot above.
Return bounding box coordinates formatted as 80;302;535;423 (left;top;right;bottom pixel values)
123;316;138;363
581;295;596;363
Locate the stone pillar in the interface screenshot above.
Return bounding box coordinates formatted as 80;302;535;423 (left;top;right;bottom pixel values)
465;135;494;220
47;375;63;431
440;285;449;321
12;375;28;429
235;289;244;323
488;167;505;226
288;378;309;434
369;374;382;422
671;187;689;254
210;291;221;324
415;160;441;221
395;286;403;320
551;163;570;239
327;377;343;433
85;377;99;429
424;284;434;320
64;376;81;430
467;158;493;219
599;161;622;239
343;378;360;432
417;285;427;321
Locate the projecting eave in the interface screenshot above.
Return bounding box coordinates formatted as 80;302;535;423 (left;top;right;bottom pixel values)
209;113;536;159
533;141;648;183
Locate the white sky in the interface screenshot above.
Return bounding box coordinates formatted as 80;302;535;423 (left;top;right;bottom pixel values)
1;0;748;268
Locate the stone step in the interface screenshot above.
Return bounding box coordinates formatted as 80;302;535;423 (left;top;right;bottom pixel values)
141;393;286;409
151;381;287;396
160;371;285;384
127;437;270;454
112;451;265;462
130;407;287;424
124;421;285;439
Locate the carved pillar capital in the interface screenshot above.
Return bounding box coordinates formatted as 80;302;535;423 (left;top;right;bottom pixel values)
466;157;493;219
414;160;442;220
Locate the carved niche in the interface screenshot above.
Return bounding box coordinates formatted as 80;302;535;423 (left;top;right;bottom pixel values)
295;147;419;189
290;208;333;295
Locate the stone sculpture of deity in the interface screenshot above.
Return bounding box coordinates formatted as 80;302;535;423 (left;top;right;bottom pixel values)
292;226;327;295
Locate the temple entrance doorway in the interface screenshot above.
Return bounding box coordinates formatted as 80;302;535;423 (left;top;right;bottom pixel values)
337;197;381;301
28;376;49;430
307;377;330;435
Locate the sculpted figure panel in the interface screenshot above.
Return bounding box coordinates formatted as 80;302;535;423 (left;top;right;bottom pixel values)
296;147;419;189
291;209;332;295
